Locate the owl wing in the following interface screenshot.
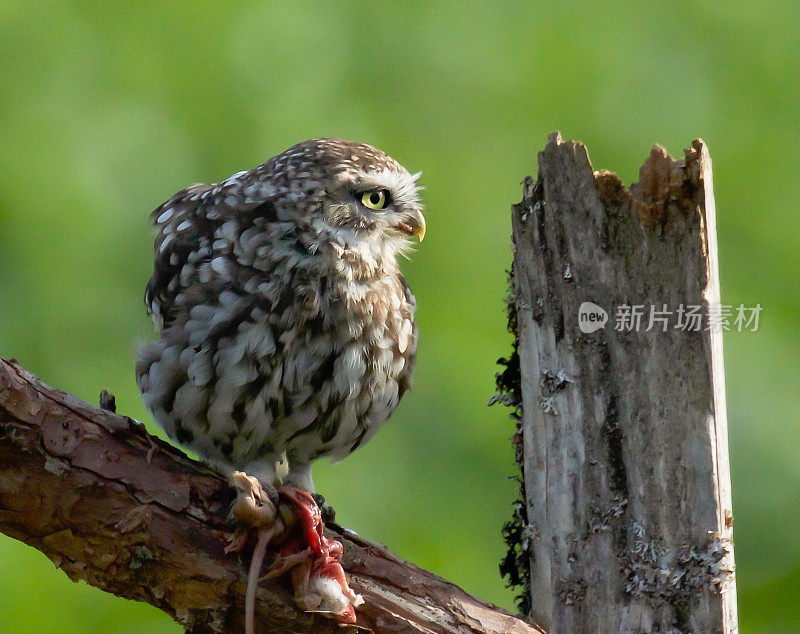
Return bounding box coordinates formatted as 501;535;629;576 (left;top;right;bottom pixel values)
145;184;216;330
145;169;276;330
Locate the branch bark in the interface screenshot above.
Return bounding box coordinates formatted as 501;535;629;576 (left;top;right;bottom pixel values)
509;133;737;632
0;356;540;634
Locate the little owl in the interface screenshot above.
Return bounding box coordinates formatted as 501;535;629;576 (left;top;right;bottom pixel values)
136;138;424;501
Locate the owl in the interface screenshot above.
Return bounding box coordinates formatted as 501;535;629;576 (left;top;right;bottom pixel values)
135;138;425;497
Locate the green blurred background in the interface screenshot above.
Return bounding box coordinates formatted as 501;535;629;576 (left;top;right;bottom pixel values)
0;1;797;632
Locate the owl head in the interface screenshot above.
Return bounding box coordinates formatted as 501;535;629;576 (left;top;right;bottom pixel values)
267;138;426;253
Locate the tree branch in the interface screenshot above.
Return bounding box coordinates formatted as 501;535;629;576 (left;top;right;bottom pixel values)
0;356;540;634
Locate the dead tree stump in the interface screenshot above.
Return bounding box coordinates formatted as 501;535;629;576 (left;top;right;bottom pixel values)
502;133;737;633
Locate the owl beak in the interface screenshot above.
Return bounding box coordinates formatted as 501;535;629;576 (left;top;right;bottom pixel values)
396;210;426;242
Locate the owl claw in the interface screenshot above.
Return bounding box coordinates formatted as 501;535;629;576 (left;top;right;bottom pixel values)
311;492;337;524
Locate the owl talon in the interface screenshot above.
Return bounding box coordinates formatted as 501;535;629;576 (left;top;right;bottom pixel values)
311;492;337;524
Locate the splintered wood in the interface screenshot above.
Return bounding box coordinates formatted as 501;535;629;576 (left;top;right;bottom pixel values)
511;133;737;633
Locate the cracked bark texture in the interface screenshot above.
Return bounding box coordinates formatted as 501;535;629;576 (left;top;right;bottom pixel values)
0;356;540;634
510;133;737;633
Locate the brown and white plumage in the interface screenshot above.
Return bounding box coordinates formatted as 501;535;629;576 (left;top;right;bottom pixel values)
136;138;425;493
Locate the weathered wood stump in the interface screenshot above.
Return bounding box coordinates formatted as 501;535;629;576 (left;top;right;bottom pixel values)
504;133;736;633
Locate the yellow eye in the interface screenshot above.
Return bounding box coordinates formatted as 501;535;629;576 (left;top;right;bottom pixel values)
360;189;389;210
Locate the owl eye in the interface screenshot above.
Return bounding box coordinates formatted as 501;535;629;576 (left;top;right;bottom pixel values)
359;189;390;210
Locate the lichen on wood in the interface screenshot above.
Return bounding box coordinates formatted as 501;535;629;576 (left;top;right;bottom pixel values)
491;264;531;617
